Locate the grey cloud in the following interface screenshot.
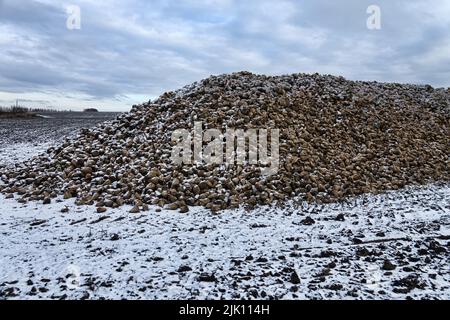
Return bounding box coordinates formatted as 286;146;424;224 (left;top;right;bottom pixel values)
0;0;449;111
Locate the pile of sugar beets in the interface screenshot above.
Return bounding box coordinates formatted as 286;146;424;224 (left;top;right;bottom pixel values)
1;72;449;213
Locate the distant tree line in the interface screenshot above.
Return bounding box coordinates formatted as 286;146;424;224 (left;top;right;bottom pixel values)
0;106;72;113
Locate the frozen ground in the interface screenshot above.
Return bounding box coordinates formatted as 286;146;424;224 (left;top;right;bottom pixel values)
0;142;55;166
0;121;449;300
0;184;449;300
0;112;120;165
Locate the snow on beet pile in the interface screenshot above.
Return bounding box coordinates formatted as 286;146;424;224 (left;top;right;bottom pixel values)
0;72;449;212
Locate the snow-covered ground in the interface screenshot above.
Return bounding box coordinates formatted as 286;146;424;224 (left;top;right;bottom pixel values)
0;142;54;166
0;139;449;300
0;182;449;300
0;112;119;166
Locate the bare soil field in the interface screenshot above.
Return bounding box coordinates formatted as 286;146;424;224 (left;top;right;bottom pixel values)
0;112;120;165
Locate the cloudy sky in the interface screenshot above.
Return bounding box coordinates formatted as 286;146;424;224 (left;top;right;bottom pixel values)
0;0;449;111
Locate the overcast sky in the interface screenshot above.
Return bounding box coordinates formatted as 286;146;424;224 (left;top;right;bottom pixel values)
0;0;449;111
